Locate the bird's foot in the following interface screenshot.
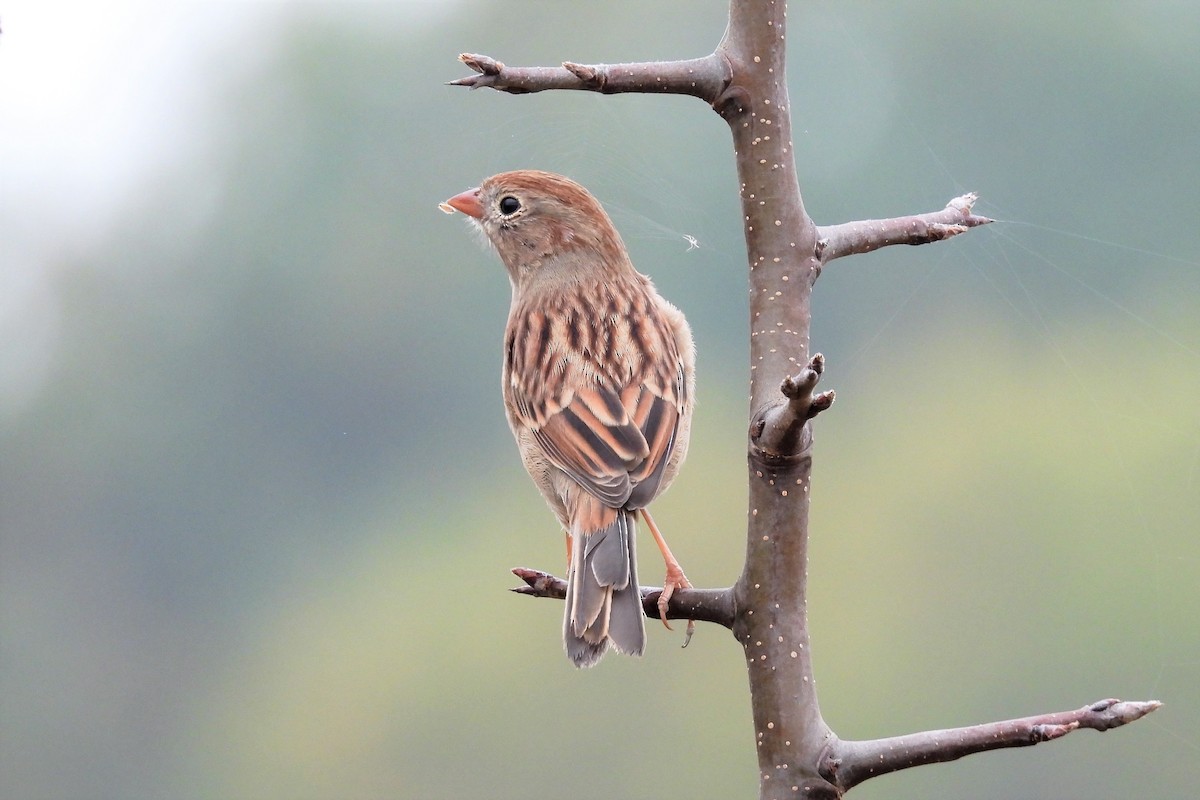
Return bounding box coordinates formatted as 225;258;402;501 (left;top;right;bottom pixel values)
657;563;693;633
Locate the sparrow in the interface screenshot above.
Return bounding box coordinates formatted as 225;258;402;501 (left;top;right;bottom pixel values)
443;170;695;667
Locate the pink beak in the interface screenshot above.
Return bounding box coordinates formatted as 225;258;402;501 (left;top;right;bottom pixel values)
443;187;483;219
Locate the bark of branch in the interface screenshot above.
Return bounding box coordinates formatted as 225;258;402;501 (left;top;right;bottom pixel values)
816;193;994;264
822;698;1162;792
510;567;736;630
713;4;845;795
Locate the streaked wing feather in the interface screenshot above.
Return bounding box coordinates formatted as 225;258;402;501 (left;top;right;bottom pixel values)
625;383;681;508
506;283;687;513
530;385;648;509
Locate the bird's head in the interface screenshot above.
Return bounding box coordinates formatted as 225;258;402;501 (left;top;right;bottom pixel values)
442;170;630;288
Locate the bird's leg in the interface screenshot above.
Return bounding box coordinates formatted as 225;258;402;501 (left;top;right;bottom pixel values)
564;531;573;571
641;509;694;642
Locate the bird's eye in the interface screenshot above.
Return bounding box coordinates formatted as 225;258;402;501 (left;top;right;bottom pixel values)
498;196;522;216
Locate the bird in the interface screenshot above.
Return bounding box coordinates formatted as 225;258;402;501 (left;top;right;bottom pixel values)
442;170;695;667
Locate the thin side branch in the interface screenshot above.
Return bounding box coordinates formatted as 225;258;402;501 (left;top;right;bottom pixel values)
510;568;736;630
823;698;1162;792
749;353;835;463
816;193;993;263
449;52;730;103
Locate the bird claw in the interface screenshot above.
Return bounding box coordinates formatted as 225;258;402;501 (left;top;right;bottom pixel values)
657;565;693;638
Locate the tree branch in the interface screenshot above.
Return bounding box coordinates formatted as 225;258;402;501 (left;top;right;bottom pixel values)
449;52;730;103
716;3;844;796
816;193;993;263
510;567;736;630
452;3;1157;798
822;698;1162;792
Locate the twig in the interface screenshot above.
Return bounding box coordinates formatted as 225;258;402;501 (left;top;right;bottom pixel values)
449;52;730;103
823;698;1162;792
510;568;736;630
749;353;835;464
816;193;993;263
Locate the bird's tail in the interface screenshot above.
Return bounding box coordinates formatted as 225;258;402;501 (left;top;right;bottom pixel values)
563;507;645;668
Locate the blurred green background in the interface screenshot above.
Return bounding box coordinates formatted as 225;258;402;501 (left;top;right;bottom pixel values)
2;1;1197;798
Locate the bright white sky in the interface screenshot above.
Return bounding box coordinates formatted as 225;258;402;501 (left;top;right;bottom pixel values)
0;0;458;257
0;1;280;247
0;1;287;415
0;1;456;415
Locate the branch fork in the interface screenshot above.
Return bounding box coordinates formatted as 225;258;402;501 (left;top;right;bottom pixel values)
750;353;835;464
